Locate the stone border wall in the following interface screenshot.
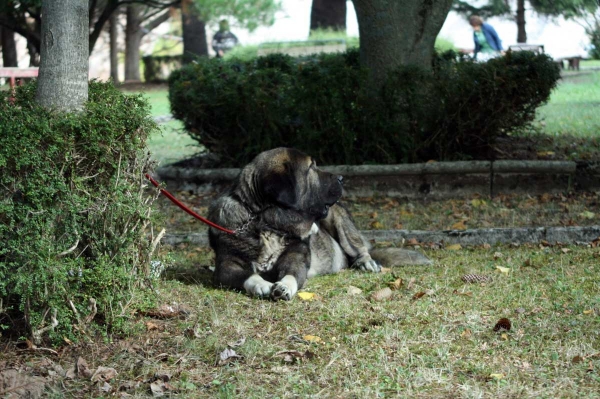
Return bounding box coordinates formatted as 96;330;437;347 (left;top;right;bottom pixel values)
161;226;600;247
156;160;600;199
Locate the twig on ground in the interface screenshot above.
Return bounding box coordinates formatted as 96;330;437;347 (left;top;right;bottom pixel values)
32;309;58;345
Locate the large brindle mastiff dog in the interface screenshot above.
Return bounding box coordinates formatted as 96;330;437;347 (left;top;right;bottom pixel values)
208;148;431;300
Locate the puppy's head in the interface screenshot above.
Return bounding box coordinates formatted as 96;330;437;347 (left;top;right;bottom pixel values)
241;148;343;220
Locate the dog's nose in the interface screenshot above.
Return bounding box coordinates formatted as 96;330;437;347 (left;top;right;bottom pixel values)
337;175;344;184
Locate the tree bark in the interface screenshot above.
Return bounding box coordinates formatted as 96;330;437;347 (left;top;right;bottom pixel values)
310;0;346;31
1;25;18;67
516;0;527;43
182;2;208;63
125;5;143;81
36;0;89;111
109;8;120;83
352;0;453;91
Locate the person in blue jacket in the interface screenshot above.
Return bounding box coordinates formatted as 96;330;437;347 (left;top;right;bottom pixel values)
469;15;503;61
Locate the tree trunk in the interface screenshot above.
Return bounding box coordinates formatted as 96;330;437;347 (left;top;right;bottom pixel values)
109;8;119;83
182;3;208;63
1;25;18;67
310;0;346;32
352;0;453;90
36;0;88;111
125;5;143;82
516;0;527;43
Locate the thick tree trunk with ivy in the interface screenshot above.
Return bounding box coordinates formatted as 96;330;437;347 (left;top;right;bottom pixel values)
182;4;208;62
125;5;143;81
352;0;453;90
516;0;527;43
310;0;347;31
36;0;88;111
110;9;120;83
1;24;18;67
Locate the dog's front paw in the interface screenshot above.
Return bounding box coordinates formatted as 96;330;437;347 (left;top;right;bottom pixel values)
352;255;381;273
270;275;299;301
243;274;274;298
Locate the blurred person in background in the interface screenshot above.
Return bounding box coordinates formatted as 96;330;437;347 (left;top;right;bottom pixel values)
212;19;239;58
469;15;503;62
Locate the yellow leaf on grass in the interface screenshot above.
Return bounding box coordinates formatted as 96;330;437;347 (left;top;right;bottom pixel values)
451;220;467;230
303;335;322;343
501;333;509;340
537;151;555;157
471;199;486;208
583;309;594;315
297;292;315;301
446;244;462;251
490;373;505;380
579;211;596;220
370;221;384;229
496;266;511;274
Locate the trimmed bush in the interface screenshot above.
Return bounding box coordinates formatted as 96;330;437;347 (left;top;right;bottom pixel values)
0;81;159;343
169;49;560;166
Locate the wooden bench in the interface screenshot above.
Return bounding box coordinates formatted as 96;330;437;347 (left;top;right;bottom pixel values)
555;56;582;71
0;67;39;89
507;44;545;54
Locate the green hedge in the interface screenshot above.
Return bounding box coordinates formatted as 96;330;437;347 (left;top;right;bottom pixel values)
0;81;159;343
169;49;560;166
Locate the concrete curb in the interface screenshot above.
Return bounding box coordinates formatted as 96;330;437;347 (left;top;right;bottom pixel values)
155;160;600;199
162;225;600;247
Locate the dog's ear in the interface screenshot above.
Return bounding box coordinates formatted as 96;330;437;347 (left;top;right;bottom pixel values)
263;166;298;209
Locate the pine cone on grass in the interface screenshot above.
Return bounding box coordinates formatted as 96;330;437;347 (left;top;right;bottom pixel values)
461;274;493;284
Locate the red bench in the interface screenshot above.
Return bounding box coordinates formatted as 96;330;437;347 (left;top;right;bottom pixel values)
0;67;39;89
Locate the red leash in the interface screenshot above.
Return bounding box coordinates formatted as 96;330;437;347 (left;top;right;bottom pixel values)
145;173;235;235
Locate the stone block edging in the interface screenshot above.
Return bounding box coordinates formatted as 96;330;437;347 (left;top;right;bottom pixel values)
162;225;600;248
156;160;599;199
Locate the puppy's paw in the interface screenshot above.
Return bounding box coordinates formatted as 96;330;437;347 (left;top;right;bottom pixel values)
352;255;381;273
270;275;299;301
243;274;274;298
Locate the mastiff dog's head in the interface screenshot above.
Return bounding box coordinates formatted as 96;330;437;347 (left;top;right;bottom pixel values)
236;148;343;221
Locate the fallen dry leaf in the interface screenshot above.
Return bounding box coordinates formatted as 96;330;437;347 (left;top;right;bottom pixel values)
0;369;46;399
297;292;316;301
370;221;384;229
388;278;403;290
371;287;393;301
274;350;315;363
493;252;503;260
461;329;472;338
572;355;584;364
150;380;175;397
227;336;246;348
493;317;512;332
76;357;93;379
380;267;392;274
303;335;322;343
146;321;160;331
412;291;427;300
471;198;486;208
489;373;505;380
216;348;243;366
496;266;511;274
347;286;363;295
406;238;420;246
451;220;467;230
90;367;118;383
446;243;462;251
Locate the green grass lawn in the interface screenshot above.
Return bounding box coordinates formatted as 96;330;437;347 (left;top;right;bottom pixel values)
534;63;600;138
20;244;599;398
121;85;201;166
